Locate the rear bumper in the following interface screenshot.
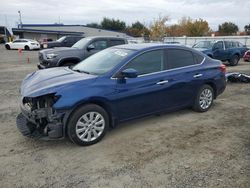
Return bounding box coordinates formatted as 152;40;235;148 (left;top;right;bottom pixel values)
216;76;227;97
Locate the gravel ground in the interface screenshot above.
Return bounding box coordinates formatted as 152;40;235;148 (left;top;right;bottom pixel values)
0;45;249;188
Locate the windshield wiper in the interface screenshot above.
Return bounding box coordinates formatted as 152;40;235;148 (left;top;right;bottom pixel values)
73;69;90;74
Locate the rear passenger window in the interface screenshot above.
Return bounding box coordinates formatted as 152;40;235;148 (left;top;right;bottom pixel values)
109;40;125;47
193;53;204;64
124;50;164;75
167;49;196;69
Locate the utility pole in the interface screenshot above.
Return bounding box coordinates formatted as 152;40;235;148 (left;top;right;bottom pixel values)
18;10;22;28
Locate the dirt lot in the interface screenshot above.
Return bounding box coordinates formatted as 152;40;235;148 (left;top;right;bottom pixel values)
0;45;249;188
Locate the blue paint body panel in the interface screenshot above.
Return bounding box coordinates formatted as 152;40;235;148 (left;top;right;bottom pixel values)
20;44;226;130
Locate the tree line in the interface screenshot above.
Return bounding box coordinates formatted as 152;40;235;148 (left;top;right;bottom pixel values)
86;16;250;40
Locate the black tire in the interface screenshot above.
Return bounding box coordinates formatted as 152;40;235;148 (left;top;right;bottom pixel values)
229;55;239;66
193;85;214;112
5;44;10;50
67;104;109;146
24;45;30;51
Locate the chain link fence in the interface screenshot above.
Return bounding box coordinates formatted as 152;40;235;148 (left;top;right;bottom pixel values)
164;36;250;47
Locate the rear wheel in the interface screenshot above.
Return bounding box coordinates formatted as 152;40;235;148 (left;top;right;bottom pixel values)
5;44;10;50
193;85;214;112
24;45;30;50
67;104;109;146
229;55;239;66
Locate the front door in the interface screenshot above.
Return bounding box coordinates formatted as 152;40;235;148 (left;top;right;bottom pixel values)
213;41;228;60
114;49;169;120
85;39;108;58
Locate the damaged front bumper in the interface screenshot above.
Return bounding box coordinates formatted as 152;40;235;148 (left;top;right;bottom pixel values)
16;95;65;140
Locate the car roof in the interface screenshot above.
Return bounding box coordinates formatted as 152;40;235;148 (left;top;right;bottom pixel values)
113;43;185;51
85;36;126;40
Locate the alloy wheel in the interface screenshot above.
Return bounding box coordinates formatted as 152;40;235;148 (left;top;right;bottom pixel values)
199;89;213;110
75;112;105;142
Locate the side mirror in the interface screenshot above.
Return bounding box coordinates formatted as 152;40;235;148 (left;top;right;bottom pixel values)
120;68;138;78
63;40;67;43
87;44;95;51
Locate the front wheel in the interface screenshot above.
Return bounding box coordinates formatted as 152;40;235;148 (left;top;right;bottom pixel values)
229;55;239;66
193;85;214;112
5;44;10;50
67;104;109;146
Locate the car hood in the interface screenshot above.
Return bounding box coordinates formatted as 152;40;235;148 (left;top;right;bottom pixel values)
21;67;97;97
40;47;80;54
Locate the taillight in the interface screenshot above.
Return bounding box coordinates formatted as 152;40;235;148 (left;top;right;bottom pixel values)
219;64;226;73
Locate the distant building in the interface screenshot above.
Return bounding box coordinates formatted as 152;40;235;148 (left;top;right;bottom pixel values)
12;24;129;41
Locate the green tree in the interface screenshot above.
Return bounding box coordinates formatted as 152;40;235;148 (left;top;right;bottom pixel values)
166;17;209;37
100;17;126;31
218;22;239;35
126;21;150;37
186;18;210;36
86;23;101;29
244;24;250;35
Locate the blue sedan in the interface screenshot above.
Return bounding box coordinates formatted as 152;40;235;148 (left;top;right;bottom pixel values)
16;44;226;146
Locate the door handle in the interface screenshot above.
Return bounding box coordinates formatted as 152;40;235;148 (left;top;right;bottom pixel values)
156;80;169;85
193;74;203;78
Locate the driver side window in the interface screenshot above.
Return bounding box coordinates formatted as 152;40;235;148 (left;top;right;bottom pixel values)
90;40;108;50
213;41;223;50
123;50;165;76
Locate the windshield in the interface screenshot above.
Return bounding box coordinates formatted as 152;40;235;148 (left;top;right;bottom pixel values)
193;41;215;49
72;38;91;49
57;36;66;42
72;48;134;75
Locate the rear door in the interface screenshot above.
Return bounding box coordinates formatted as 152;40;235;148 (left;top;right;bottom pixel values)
19;39;28;49
157;49;205;109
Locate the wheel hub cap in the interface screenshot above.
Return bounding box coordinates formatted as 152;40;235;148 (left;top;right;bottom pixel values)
199;89;213;110
75;112;105;142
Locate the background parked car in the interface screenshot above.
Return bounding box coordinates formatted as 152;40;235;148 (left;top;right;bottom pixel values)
42;35;84;49
5;39;40;50
243;50;250;62
17;44;226;146
39;38;53;46
193;40;249;66
38;36;128;69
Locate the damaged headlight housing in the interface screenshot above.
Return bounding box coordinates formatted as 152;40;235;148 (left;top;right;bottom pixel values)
46;53;58;59
23;93;61;111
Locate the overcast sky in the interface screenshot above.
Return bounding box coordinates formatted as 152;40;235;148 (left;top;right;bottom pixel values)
0;0;249;31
